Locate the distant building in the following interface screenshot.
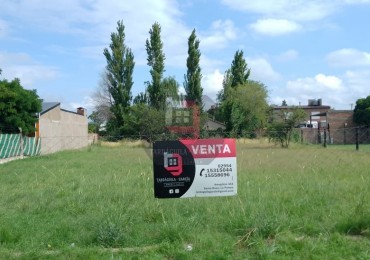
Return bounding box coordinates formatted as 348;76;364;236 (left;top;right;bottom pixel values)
203;118;226;131
35;102;88;154
272;98;367;144
202;95;217;111
273;99;331;128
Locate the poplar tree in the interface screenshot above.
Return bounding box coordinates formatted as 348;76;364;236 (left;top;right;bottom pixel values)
184;29;203;107
230;50;250;88
146;22;166;109
218;50;269;135
103;20;135;129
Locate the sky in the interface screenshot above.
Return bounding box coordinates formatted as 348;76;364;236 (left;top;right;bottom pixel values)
1;0;370;113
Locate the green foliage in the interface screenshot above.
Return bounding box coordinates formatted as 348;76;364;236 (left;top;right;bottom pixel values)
218;50;255;133
161;76;180;103
220;81;269;135
88;122;98;133
128;104;166;141
267;108;306;147
88;110;106;134
0;78;41;134
353;95;370;125
146;22;166;109
184;29;203;107
230;50;251;88
133;91;149;105
103;20;135;129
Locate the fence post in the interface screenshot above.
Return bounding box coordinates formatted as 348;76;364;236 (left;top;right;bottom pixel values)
343;128;346;144
300;129;303;144
18;127;24;158
323;129;327;148
356;127;359;151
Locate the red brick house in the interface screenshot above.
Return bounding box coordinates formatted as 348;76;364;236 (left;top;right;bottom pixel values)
273;99;331;128
272;99;366;144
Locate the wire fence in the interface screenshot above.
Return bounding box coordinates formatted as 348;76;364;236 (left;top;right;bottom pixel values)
1;125;369;163
97;126;370;147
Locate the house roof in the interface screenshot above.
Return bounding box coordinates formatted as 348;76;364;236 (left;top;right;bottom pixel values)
41;102;60;115
204;118;226;130
202;95;216;111
273;105;331;110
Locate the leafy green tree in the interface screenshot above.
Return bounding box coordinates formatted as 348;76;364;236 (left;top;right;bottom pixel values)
129;104;166;141
0;78;41;134
353;95;370;125
133;92;149;105
161;76;180;103
230;50;251;88
267;108;306;148
146;22;166;109
218;50;253;133
88;110;106;133
103;20;135;131
225;81;269;136
184;29;203;107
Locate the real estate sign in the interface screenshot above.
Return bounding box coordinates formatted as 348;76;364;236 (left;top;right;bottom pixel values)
153;138;237;198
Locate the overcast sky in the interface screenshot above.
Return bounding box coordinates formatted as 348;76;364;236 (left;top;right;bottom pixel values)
1;0;370;112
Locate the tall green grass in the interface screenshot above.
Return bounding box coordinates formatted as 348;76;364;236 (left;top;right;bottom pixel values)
0;143;369;259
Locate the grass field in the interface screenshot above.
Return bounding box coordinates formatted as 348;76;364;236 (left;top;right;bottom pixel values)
0;142;369;259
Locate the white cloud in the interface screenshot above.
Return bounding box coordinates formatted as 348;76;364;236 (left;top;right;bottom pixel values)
4;65;58;87
272;72;369;109
315;74;343;90
202;69;224;100
344;70;370;97
326;48;370;67
250;19;302;36
200;55;225;74
287;73;343;92
1;0;190;68
247;57;281;82
68;96;95;113
0;52;58;87
201;20;237;50
262;58;369;109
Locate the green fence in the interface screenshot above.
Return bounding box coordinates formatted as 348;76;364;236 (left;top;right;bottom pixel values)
0;134;41;159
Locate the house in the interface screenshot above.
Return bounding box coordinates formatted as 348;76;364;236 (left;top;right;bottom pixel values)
203;118;226;131
272;99;369;144
273;99;331;128
35;102;88;154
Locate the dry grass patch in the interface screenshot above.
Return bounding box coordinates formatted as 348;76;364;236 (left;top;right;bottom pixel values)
99;139;151;148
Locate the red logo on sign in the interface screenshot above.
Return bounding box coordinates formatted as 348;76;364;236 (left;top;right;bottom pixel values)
164;152;183;176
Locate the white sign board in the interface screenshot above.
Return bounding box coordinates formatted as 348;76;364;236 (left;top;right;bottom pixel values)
153;138;237;198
